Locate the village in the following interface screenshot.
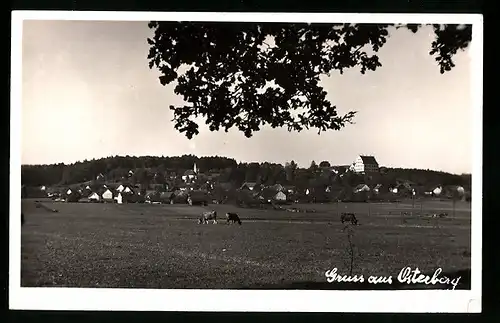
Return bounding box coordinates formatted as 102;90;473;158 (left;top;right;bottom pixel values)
23;154;471;207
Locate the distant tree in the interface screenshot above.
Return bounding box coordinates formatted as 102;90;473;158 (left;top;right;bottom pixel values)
147;22;471;139
285;160;298;183
319;161;331;168
309;160;318;172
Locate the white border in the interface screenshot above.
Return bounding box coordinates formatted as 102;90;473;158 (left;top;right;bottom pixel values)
10;11;483;313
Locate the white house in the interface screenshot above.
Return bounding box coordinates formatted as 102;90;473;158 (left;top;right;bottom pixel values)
305;188;310;195
40;185;46;191
116;184;124;192
102;189;113;201
85;185;91;190
350;155;380;173
182;166;198;182
88;192;100;202
432;186;443;196
274;191;287;201
66;189;72;195
123;186;132;193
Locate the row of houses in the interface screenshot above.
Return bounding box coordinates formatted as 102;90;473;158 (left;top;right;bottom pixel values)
47;182;213;206
236;180;468;204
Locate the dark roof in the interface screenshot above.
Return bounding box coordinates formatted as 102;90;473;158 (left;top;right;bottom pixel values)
145;190;159;197
260;187;278;200
241;182;257;188
145;191;161;201
184;170;196;176
359;156;379;165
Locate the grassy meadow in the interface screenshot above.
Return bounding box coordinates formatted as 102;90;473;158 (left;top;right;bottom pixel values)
20;198;472;289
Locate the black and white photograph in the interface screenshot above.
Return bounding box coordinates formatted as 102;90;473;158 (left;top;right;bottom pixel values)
10;11;482;312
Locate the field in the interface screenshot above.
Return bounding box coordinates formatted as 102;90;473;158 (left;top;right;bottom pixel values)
20;198;472;289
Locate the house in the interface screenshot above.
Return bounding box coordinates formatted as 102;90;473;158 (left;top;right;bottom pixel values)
443;185;466;199
432;185;443;196
272;184;284;192
65;189;81;203
258;187;278;203
172;191;188;204
182;169;197;182
96;173;105;181
353;184;370;193
116;184;125;192
349;155;380;173
274;191;287;202
122;185;134;194
116;193;124;204
117;186;137;204
102;189;114;202
182;163;198;182
240;182;257;191
332;165;350;174
145;191;161;203
88;192;101;202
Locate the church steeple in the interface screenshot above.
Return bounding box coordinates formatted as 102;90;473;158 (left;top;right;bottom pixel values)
193;162;197;174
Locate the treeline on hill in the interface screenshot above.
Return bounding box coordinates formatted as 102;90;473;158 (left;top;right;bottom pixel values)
21;155;471;191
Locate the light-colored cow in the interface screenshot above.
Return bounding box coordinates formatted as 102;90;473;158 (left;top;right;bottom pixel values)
198;210;218;224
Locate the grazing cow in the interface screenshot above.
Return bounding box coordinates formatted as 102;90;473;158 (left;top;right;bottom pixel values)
198;210;218;224
226;212;242;225
21;212;25;226
340;212;358;225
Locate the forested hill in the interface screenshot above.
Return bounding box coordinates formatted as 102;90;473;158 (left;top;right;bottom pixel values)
21;155;471;189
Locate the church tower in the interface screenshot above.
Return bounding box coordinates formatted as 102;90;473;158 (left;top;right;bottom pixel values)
193;162;197;174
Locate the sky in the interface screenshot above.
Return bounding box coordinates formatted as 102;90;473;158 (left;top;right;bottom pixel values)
20;20;474;174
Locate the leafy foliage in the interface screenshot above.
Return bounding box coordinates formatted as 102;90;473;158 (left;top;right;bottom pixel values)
147;22;472;139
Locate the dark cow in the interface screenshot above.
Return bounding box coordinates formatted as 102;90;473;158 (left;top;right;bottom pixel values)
226;212;242;225
21;212;25;226
432;212;448;218
341;212;358;225
198;210;218;224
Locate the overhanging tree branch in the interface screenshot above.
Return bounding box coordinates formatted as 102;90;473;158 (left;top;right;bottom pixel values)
147;22;472;139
